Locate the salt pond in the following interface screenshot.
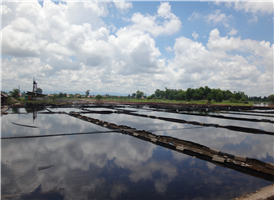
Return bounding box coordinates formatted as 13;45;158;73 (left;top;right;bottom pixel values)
1;106;273;199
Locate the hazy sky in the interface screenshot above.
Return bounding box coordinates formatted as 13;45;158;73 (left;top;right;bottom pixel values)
1;1;273;96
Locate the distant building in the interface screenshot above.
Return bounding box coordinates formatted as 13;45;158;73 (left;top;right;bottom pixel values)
26;79;47;101
1;92;8;104
26;92;47;100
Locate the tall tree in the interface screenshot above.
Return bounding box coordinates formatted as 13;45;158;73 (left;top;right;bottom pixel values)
216;91;224;102
58;92;64;98
268;94;274;103
204;86;211;98
224;90;233;100
207;93;213;102
136;90;144;99
155;89;161;98
9;88;20;99
186;88;194;101
85;90;90;97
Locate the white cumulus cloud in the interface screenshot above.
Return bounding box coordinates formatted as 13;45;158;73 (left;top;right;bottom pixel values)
192;31;199;40
131;2;182;37
215;0;273;15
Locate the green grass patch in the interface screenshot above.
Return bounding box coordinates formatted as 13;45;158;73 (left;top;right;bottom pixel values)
104;98;254;106
8;97;254;106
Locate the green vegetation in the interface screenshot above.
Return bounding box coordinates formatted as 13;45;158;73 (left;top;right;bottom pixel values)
145;86;246;103
86;90;90;97
9;88;20;99
96;87;257;106
102;97;254;106
6;86;273;107
136;90;144;99
95;95;103;100
267;94;274;103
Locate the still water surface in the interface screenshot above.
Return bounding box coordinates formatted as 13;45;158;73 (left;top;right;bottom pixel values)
1;107;273;200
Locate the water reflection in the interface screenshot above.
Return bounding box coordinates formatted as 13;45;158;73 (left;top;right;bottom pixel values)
144;111;274;132
7;107;46;122
253;103;274;107
1;109;273;200
83;113;274;162
1;112;105;138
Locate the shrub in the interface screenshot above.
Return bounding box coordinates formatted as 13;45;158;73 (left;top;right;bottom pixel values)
240;97;247;102
229;98;238;103
95;95;103;100
215;92;224;102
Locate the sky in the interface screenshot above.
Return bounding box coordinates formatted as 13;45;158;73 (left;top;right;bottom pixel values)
1;0;273;96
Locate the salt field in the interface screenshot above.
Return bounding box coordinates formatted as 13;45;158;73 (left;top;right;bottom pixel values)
1;105;273;199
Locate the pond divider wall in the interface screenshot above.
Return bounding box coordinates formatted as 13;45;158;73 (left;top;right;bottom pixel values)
170;111;274;124
121;106;274;123
67;112;274;182
120;112;274;136
218;111;274;118
76;107;274;135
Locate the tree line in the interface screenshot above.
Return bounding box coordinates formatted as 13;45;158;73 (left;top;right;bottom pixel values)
3;87;274;103
147;87;248;103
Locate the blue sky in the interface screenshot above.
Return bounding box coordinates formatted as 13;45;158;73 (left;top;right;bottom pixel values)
1;1;273;96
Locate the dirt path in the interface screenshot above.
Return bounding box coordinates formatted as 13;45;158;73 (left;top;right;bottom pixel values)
1;105;10;115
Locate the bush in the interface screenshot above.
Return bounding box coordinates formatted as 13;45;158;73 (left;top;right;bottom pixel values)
215;92;224;102
240;97;247;102
95;95;103;100
229;98;238;103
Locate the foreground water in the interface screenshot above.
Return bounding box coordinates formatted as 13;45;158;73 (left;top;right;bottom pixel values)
1;107;273;200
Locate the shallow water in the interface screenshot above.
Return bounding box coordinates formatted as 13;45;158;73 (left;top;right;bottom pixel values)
83;113;274;162
131;110;274;132
1;107;273;200
253;103;274;107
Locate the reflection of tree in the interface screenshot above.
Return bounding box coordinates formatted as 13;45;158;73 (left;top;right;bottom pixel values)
11;107;19;113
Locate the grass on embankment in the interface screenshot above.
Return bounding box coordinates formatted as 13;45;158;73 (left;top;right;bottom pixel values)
6;98;71;106
104;98;254;106
6;97;254;107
